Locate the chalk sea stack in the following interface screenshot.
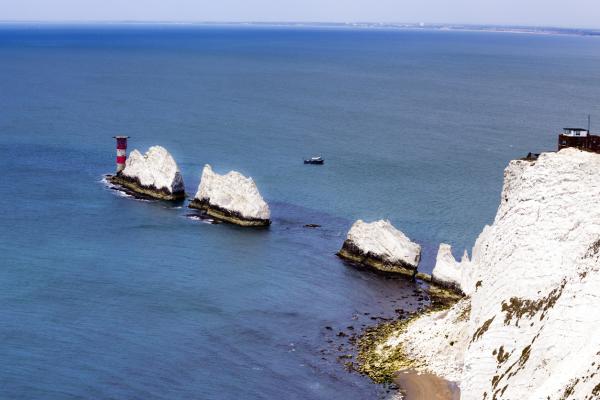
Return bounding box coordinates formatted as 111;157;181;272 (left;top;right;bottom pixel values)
431;243;471;295
189;164;270;227
109;146;185;201
337;219;421;277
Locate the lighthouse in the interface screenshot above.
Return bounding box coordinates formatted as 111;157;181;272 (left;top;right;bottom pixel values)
113;136;130;174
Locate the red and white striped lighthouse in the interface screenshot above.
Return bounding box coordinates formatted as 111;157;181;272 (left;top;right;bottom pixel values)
113;135;130;174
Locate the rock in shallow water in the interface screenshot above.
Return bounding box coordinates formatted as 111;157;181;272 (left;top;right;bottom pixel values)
337;219;421;277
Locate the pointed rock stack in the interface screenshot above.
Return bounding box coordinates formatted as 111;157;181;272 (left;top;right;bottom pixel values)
189;164;270;227
431;243;471;295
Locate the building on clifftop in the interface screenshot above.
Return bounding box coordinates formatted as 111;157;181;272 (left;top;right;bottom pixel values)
558;127;600;152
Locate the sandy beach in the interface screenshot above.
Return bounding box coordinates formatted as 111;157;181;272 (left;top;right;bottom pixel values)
394;369;460;400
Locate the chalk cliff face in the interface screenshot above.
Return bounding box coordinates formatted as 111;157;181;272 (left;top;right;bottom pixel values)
378;148;600;399
190;164;270;226
112;146;185;200
337;219;421;276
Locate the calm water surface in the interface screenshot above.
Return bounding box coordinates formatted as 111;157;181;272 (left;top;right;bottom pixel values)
1;25;600;399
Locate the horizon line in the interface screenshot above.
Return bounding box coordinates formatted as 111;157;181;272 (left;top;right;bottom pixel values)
0;20;599;31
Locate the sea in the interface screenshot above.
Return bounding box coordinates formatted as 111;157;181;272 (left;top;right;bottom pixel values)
1;24;600;399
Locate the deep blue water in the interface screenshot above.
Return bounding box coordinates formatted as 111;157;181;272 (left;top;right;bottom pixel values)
1;25;600;399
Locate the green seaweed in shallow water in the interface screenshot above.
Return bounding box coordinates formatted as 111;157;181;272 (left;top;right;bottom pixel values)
356;285;462;384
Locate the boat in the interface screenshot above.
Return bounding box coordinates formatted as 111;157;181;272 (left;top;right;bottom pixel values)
304;156;324;165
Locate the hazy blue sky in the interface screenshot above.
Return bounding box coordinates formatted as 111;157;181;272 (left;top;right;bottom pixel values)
1;0;599;28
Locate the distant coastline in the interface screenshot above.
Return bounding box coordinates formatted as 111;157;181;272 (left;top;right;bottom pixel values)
0;21;599;37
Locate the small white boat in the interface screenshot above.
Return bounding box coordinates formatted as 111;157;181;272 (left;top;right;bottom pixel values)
304;156;324;165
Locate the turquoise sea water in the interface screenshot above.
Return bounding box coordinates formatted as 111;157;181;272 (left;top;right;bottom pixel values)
1;25;600;399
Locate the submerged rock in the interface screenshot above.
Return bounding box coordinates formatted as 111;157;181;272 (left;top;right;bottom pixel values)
189;164;270;227
368;149;600;399
110;146;185;201
337;219;421;277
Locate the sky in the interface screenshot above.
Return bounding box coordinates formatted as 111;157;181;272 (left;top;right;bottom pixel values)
1;0;599;29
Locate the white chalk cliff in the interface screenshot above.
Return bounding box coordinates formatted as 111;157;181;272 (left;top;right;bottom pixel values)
379;148;600;399
121;146;185;194
344;219;421;268
194;164;270;221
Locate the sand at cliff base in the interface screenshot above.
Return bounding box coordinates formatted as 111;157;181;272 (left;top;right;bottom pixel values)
394;369;460;400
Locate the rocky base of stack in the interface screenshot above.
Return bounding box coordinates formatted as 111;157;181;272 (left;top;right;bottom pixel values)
109;174;185;201
337;240;417;278
189;198;270;227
